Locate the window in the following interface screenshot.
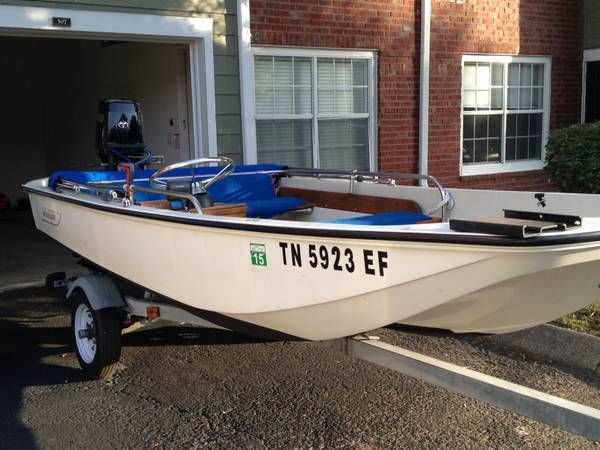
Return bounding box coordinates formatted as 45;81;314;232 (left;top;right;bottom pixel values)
253;48;376;171
461;55;551;176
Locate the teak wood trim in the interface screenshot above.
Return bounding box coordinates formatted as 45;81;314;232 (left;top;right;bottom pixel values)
138;199;248;217
277;187;422;214
202;203;248;217
138;200;171;209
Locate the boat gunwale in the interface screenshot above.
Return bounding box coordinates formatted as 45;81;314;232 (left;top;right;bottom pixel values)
22;183;600;248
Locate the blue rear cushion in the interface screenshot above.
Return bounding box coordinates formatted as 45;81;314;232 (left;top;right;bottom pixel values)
327;211;430;226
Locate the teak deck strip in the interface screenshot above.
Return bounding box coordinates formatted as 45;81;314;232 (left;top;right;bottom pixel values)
277;187;422;214
138;200;248;217
202;203;248;217
138;200;171;209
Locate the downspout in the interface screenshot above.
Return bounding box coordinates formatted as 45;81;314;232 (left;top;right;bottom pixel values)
418;0;431;187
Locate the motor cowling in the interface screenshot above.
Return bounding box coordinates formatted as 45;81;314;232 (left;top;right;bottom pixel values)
96;99;148;168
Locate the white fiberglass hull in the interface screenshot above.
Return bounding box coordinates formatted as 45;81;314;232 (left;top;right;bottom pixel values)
25;180;600;340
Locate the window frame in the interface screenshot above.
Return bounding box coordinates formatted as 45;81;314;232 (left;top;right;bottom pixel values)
460;54;552;177
251;46;378;171
581;49;600;123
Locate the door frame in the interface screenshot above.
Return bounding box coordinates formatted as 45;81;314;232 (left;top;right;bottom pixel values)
0;4;217;158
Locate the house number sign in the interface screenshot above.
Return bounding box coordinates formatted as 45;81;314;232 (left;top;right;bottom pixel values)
52;17;72;27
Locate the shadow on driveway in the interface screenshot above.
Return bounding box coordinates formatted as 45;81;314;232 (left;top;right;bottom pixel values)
0;287;265;449
0;287;86;449
122;325;266;348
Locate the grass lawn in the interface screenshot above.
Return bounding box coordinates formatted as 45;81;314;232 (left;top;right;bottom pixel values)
552;302;600;337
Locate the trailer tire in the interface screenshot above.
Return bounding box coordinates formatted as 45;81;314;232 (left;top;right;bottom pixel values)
71;289;122;380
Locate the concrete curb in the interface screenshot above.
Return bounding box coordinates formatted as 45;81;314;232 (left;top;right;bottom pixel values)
487;324;600;374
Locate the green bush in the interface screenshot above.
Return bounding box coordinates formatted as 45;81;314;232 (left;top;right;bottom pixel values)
545;121;600;193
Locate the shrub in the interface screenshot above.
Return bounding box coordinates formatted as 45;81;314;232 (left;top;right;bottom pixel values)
545;121;600;193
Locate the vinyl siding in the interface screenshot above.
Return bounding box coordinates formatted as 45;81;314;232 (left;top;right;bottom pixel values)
586;0;600;49
0;0;243;161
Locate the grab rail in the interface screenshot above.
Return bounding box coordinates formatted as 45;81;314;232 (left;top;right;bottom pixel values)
55;179;204;214
282;168;454;217
149;156;235;193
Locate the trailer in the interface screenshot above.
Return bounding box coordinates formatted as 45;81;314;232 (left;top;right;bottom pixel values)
48;271;600;442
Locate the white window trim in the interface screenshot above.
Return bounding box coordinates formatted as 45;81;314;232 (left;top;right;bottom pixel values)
0;4;218;158
583;48;600;62
460;54;552;177
249;46;378;170
237;0;257;163
581;49;600;123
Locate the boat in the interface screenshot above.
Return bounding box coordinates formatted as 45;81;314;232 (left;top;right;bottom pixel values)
22;100;600;341
23;154;600;341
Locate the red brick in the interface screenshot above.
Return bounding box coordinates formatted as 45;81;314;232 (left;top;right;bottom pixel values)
251;0;583;191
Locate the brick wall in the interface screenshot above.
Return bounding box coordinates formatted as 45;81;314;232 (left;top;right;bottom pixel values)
250;0;583;191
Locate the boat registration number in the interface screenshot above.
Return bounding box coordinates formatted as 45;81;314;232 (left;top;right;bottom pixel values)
278;242;388;276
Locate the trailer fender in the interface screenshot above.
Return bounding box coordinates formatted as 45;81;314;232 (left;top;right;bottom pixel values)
67;275;125;311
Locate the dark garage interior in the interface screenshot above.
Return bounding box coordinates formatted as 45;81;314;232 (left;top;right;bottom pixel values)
0;35;193;286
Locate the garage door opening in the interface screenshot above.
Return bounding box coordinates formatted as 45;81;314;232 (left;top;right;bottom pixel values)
0;4;216;293
0;35;199;287
1;36;194;206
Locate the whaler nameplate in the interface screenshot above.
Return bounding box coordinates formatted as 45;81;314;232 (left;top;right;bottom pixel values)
41;207;61;226
278;242;388;276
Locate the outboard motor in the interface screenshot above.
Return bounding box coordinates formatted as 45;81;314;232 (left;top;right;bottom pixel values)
96;99;150;169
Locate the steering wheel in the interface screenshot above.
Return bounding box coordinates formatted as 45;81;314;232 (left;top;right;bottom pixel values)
149;157;235;194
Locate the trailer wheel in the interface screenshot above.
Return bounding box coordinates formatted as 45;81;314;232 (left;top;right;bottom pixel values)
71;290;122;380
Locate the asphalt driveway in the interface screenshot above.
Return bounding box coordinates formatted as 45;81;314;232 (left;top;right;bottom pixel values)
1;210;598;449
1;286;598;449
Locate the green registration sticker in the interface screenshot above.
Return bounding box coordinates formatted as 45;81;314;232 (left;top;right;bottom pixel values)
250;243;267;266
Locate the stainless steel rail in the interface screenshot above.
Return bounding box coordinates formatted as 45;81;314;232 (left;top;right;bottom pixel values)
55;179;205;213
149;157;234;194
283;167;454;217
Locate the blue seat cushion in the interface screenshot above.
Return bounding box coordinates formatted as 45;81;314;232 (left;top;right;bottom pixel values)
206;173;276;203
206;173;310;218
245;197;310;219
327;211;431;226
